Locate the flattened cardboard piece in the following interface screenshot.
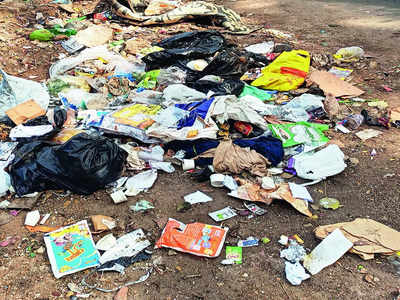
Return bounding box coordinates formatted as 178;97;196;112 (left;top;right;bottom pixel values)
309;70;364;98
91;215;116;231
315;218;400;260
5;100;46;125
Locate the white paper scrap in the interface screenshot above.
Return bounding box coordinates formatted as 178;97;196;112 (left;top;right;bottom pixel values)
184;191;213;204
289;182;313;203
303;228;353;275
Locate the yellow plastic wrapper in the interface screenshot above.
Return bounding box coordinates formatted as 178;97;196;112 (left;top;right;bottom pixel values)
251;50;310;91
112;104;161;129
58;75;91;92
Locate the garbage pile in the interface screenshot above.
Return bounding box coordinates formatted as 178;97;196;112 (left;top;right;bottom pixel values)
0;0;399;296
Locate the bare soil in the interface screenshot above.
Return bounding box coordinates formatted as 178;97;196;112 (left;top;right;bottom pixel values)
0;0;400;299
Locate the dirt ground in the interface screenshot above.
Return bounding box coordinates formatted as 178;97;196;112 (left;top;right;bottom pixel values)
0;0;400;299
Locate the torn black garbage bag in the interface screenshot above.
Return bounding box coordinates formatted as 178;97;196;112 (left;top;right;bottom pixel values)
97;250;152;274
201;48;269;79
143;31;225;70
189;79;244;96
8;133;128;196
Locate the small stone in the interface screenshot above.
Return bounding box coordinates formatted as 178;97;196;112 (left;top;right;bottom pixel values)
349;158;359;166
242;273;249;278
51;291;61;297
363;274;374;284
66;291;74;297
261;237;270;244
176;266;182;272
36;246;45;254
152;256;163;266
281;172;294;179
369;61;378;69
168;250;177;256
114;287;128;300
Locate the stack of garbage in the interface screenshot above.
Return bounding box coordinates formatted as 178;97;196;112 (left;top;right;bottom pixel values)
0;0;398;292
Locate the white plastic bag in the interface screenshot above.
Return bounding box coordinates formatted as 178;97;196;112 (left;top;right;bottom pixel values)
49;45;142;78
245;41;274;55
124;169;158;196
0;69;49;117
206;95;269;130
285;261;310;286
293;144;347;183
163;84;206;106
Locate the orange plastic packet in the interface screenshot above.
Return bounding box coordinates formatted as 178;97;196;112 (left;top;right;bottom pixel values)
25;225;60;233
5;99;45;125
51;128;84;144
155;218;228;258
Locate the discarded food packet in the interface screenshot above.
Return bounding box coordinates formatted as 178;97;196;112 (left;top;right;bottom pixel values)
91;215;116;231
173;150;186;161
97;250;152;274
303;228;353;275
278;235;289;246
243;202;267;216
44;220;100;279
226;246;242;264
156;218;228;258
100;229;151;265
238;237;259;247
319;197;341;210
149;161;175;173
328;66;353;79
61;37;85;54
208;206;237;222
25;210;40;227
110;190;127;204
184;191;212;205
280;240;306;263
129;200;155;212
355;129;382;141
268;122;329;148
285;261;310;286
0;200;10;209
124;169;158;196
96;233;117;251
106;177;128;189
220;258;235;265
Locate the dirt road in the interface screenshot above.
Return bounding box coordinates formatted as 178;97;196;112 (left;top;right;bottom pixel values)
0;0;399;299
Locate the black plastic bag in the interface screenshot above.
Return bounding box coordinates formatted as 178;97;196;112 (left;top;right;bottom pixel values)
200;48;269;80
189;79;244;96
52;107;67;129
8;133;128;196
23;115;51;126
143;31;226;71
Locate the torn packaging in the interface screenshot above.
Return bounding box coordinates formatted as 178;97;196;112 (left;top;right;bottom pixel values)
230;181;313;217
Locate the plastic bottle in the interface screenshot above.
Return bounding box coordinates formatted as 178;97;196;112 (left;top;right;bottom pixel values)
343;114;364;130
334;47;364;62
387;253;400;276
